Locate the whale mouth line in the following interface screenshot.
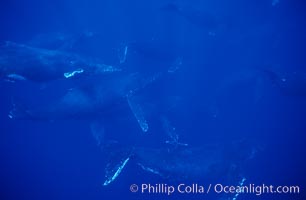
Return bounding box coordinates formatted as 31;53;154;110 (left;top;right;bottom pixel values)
64;68;84;78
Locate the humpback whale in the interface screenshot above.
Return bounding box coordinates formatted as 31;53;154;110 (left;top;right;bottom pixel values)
99;139;258;193
6;35;182;131
8;71;155;132
0;41;120;82
95;114;259;187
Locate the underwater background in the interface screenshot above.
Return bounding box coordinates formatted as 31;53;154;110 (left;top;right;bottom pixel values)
0;0;305;199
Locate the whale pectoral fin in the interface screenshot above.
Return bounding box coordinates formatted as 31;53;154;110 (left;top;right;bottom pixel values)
127;94;149;133
63;68;84;78
102;143;132;186
103;155;130;186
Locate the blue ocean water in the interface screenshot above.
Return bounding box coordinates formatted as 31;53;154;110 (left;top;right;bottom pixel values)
0;0;305;200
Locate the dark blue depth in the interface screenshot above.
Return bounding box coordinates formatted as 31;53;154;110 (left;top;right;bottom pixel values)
0;0;305;200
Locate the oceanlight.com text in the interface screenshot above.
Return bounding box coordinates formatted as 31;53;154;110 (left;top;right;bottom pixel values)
130;183;300;196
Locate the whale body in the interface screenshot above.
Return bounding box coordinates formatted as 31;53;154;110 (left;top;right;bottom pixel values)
0;41;120;82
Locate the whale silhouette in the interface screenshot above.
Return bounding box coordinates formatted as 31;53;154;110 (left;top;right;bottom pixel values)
0;41;120;83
